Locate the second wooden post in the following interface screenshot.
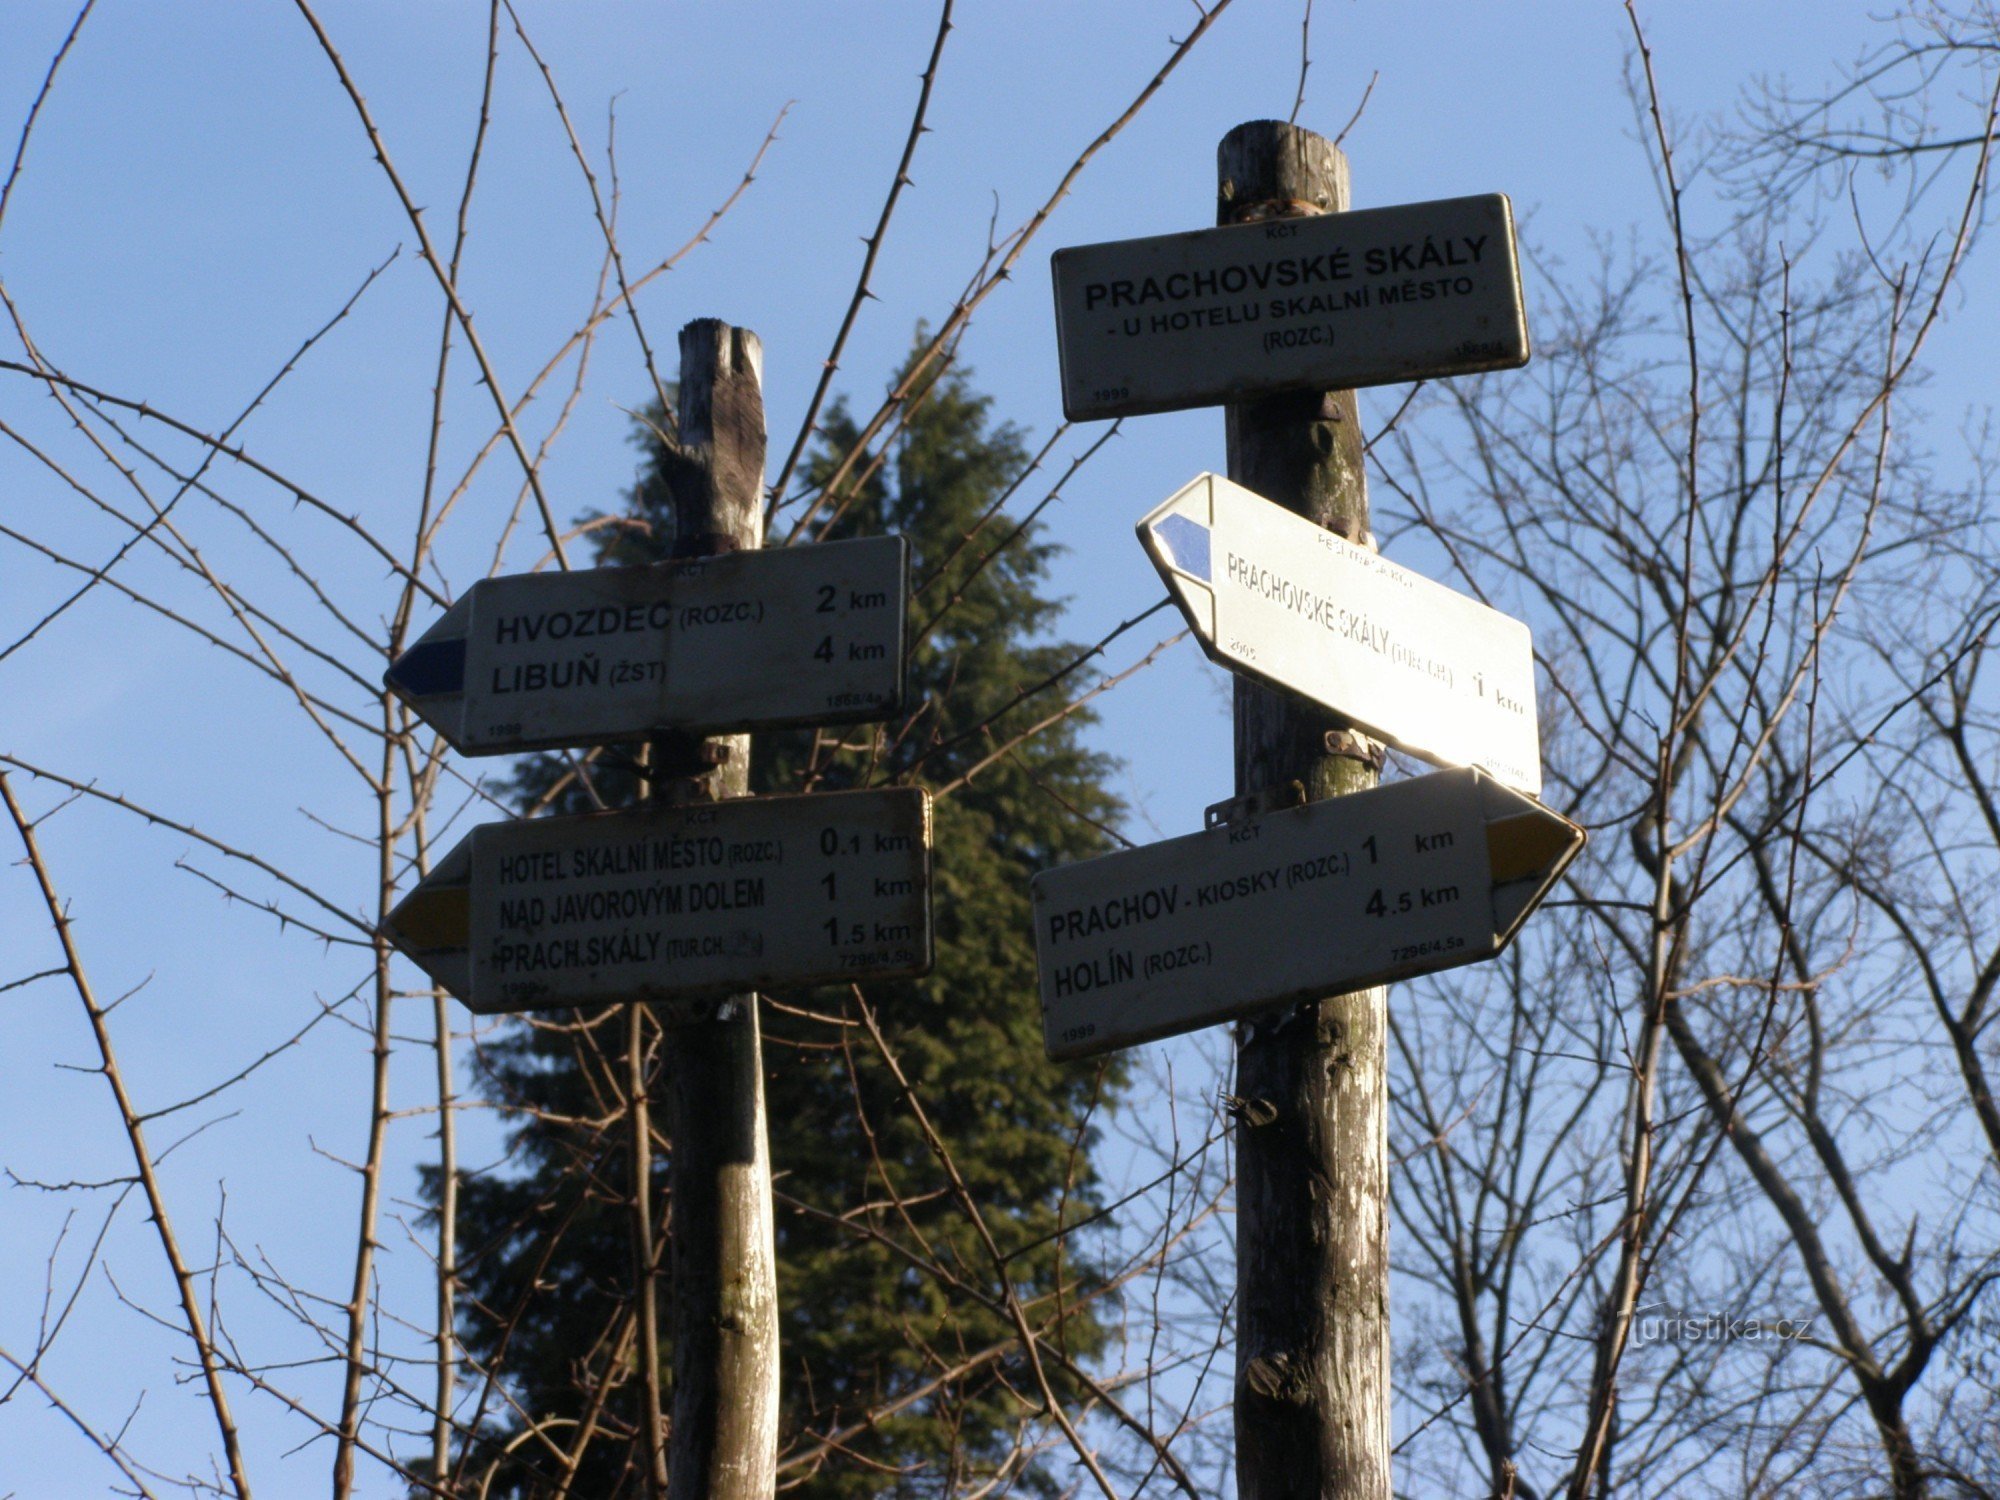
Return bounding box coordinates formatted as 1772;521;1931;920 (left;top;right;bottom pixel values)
658;318;780;1500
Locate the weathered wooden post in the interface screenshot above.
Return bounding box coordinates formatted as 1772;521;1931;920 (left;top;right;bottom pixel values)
1038;97;1551;1500
657;318;780;1500
1219;122;1392;1500
384;311;934;1495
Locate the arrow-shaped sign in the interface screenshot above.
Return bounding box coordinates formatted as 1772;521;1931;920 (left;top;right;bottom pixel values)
384;787;933;1016
1140;473;1543;795
1031;768;1582;1060
386;536;908;756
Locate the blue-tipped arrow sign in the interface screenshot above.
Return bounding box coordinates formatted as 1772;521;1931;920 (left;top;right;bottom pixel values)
384;637;467;700
1151;512;1211;583
384;536;910;756
1137;473;1544;796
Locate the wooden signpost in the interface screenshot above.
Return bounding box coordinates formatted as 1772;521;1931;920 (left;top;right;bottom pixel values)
381;320;928;1498
1041;122;1563;1500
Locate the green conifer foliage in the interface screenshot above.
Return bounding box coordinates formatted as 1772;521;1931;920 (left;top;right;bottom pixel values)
439;342;1127;1496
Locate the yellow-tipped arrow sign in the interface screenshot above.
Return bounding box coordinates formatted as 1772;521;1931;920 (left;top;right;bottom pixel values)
384;787;933;1016
1031;768;1582;1060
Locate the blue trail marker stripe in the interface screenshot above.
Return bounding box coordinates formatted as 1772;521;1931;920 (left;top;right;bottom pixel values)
385;637;467;698
1153;513;1212;582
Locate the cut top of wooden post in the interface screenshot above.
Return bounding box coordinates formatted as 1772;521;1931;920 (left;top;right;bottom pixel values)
1218;119;1349;221
671;320;767;557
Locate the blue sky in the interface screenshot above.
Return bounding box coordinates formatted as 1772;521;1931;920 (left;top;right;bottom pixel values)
0;2;1970;1492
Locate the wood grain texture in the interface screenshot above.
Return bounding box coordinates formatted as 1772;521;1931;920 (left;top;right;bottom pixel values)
1220;121;1392;1500
663;318;780;1500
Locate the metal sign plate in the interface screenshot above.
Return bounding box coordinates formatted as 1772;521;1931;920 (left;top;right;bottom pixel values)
385;535;908;754
1140;473;1542;795
1032;768;1581;1059
1051;193;1527;420
383;787;933;1015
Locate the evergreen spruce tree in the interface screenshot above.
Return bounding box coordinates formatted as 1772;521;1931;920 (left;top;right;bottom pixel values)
437;340;1127;1496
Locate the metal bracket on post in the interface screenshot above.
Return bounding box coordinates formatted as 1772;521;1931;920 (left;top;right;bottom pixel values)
1220;1092;1281;1128
1230;197;1323;223
1204;779;1307;830
1323;729;1387;771
650;731;733;806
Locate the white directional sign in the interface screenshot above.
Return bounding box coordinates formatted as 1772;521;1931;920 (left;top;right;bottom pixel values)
384;536;907;755
1141;473;1543;795
1051;193;1528;420
1032;768;1582;1060
383;787;932;1016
